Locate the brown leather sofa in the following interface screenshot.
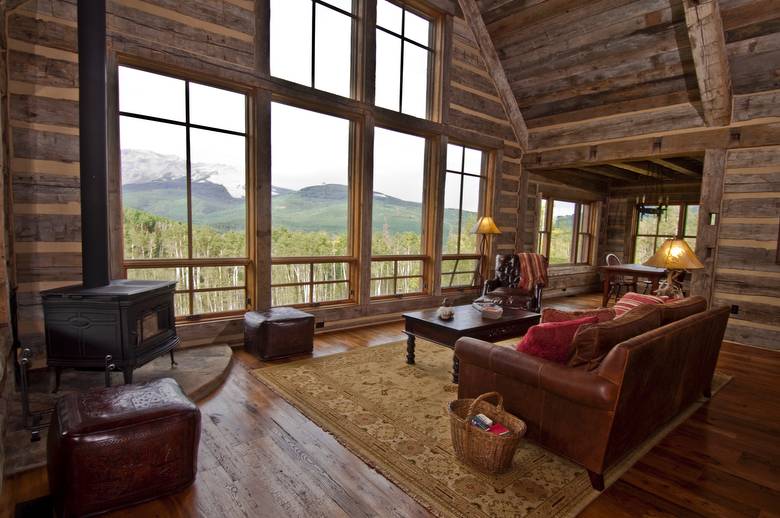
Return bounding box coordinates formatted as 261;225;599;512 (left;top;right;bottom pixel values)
454;297;729;490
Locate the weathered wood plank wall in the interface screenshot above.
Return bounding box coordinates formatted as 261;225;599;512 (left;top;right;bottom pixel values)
712;145;780;350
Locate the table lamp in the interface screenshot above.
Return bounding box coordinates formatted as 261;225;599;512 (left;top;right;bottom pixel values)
643;238;704;297
471;216;502;289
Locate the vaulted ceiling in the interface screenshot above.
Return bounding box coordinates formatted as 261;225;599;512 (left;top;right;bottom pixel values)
476;0;779;130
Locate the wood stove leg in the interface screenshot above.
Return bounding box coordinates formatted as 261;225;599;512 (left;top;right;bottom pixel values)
170;350;178;368
52;367;62;393
123;368;133;385
587;470;605;491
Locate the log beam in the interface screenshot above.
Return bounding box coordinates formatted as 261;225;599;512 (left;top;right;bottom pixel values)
691;149;727;304
682;0;732;127
607;162;656;178
649;158;701;177
457;0;529;150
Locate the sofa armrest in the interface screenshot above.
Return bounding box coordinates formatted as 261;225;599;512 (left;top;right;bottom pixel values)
455;337;619;411
455;337;542;387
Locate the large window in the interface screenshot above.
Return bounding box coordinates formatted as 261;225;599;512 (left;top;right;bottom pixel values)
119;66;249;318
371;127;427;297
270;0;355;98
442;144;485;289
375;0;433;118
537;198;593;265
634;203;699;263
270;102;353;306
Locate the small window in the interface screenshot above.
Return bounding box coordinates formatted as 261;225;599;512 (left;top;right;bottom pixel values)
442;144;486;289
537;197;594;266
634;203;699;263
270;0;355;98
375;0;433;118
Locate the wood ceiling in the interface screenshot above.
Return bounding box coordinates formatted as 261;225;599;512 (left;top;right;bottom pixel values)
476;0;780;130
529;154;704;191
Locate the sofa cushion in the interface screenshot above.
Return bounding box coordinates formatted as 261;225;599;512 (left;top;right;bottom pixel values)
516;315;599;364
541;307;616;324
569;304;661;370
613;292;665;317
659;296;707;325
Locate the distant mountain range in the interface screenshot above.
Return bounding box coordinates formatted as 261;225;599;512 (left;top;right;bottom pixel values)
121;149;471;234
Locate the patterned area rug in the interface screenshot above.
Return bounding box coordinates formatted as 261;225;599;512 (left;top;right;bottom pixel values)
252;340;730;518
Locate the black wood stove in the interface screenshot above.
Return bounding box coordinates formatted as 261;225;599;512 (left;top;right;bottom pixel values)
40;1;179;388
42;281;179;387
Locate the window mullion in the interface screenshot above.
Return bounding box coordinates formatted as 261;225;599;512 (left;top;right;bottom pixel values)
311;0;317;88
398;8;405;112
184;81;194;262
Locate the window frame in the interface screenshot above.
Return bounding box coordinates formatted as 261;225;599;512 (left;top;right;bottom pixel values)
375;0;435;119
441;142;487;291
117;64;254;321
536;197;595;266
270;0;359;98
369;124;432;299
632;202;699;263
269;97;360;308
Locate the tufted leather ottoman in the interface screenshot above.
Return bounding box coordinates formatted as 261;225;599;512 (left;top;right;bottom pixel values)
47;378;201;517
244;307;315;360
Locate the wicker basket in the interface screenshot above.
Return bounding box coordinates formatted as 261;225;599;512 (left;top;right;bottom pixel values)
448;392;527;474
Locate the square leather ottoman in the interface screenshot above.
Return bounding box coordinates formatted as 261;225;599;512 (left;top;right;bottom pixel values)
244;307;315;360
47;378;201;518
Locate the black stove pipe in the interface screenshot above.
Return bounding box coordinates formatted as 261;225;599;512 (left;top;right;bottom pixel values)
77;0;111;288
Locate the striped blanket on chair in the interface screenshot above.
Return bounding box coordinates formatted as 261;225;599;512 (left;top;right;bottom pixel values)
517;253;548;293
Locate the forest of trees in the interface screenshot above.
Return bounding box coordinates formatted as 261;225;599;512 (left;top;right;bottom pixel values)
124;204;481;313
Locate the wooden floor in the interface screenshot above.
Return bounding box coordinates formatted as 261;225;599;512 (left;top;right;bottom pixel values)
2;293;779;517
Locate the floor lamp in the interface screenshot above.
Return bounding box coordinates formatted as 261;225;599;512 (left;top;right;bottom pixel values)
471;216;502;293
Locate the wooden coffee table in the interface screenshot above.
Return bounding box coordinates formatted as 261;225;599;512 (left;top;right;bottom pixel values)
403;305;540;383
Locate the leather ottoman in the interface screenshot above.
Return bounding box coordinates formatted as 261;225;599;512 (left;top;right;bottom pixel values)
244;307;315;360
47;378;201;517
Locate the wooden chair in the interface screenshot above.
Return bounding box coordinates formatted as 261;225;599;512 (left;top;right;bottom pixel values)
605;253;637;304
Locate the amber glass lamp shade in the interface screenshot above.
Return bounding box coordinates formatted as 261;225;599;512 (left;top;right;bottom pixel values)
471;216;502;235
643;238;704;270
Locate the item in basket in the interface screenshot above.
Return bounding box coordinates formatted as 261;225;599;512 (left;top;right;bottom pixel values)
471;413;493;430
487;423;511;436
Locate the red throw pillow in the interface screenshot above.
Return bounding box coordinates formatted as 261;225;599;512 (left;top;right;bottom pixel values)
613;292;665;317
541;307;616;324
516;315;599;364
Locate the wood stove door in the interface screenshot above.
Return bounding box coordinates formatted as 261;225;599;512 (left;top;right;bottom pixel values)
44;302;123;366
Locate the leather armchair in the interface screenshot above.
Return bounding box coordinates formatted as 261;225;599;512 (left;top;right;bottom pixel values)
481;254;546;312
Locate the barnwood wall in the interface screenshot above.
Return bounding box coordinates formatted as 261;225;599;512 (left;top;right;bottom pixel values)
712;146;780;349
2;0;528;362
0;0;11;489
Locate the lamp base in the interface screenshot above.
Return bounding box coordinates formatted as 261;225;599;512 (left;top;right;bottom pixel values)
655;270;683;298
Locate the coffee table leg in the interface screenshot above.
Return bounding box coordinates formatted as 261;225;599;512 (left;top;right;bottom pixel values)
406;334;415;364
452;355;459;384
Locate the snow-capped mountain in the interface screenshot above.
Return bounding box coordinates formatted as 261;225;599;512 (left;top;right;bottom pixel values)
121;149;246;199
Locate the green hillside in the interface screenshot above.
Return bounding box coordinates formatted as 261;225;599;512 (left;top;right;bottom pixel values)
123;181;472;237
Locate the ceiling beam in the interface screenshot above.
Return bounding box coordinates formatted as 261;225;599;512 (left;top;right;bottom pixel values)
607;162;657;178
577;166;634;182
682;0;732;127
649;158;701;177
457;0;529;150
